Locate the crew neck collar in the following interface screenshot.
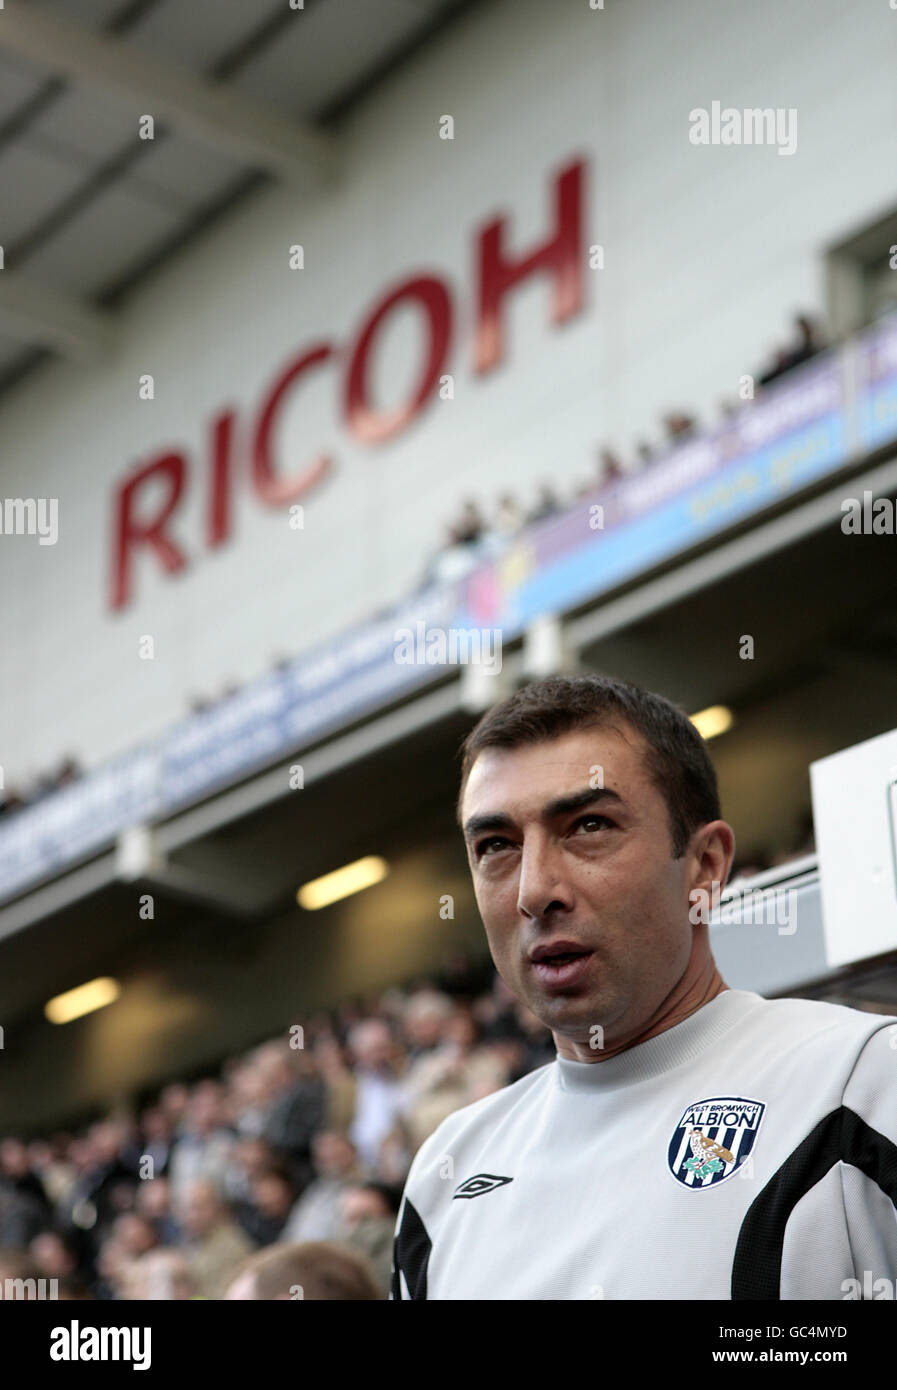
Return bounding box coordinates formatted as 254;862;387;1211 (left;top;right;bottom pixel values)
554;988;763;1093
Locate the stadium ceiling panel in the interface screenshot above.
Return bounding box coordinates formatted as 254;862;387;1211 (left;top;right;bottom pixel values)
0;0;473;386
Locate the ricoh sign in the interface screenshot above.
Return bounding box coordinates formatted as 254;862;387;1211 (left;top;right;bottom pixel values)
109;157;587;610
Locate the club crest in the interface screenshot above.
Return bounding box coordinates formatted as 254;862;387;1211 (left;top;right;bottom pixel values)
668;1096;765;1189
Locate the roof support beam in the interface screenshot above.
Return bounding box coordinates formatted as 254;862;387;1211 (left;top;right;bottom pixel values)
0;267;116;359
0;3;334;183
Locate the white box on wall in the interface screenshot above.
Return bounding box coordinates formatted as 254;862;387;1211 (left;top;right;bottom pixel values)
811;727;897;969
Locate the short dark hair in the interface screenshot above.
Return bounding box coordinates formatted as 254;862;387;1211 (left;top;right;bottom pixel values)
456;673;722;858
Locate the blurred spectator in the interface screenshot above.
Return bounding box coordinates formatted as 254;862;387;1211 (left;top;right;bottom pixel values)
346;1020;406;1169
494;493;524;538
662;411;697;443
401;1006;510;1149
159;1082;190;1133
314;1035;357;1130
527;484;561;524
281;1130;368;1244
453;498;485;546
179;1178;254;1301
26;1136;75;1207
134;1174;180;1245
758;312;826;386
30;1229;81;1283
225;1240;382;1300
237;1163;296;1247
253;1041;327;1194
134;1106;173;1178
112;1212;159;1262
60;1120;136;1256
130;1247;196;1300
335;1182;399;1297
402;989;456;1060
598;447;624;482
167;1081;235;1206
0;1137;52;1214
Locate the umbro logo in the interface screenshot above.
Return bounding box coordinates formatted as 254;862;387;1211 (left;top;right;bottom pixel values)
453;1173;513;1199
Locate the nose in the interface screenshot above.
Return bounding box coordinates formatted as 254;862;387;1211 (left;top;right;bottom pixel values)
516;835;574;921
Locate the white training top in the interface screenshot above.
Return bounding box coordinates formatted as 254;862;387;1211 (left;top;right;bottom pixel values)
390;988;897;1300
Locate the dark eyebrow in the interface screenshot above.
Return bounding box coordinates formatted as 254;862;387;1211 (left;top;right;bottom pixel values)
463;787;624;841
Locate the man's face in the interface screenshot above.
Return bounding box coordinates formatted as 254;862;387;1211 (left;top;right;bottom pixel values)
461;725;702;1049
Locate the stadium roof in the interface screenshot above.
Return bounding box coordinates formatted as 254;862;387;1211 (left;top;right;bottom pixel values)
0;0;475;395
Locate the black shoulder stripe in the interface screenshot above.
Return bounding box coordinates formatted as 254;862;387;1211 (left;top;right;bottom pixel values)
731;1106;897;1300
392;1197;432;1301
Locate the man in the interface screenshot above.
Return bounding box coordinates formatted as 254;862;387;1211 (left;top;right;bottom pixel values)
280;1130;368;1245
179;1178;254;1300
347;1019;405;1169
391;674;897;1300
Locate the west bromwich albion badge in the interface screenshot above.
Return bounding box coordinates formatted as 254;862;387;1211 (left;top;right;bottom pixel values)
668;1096;765;1189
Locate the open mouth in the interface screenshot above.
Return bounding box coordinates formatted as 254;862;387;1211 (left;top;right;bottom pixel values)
529;944;594;987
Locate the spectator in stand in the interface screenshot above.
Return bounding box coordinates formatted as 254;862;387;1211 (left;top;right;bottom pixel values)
346;1019;406;1170
400;1005;511;1150
335;1182;400;1298
111;1212;160;1267
280;1130;368;1245
225;1240;382;1300
62;1120;136;1258
130;1247;196;1300
30;1229;82;1285
134;1173;180;1246
314;1034;357;1131
791;312;824;364
27;1135;76;1208
0;785;24;816
527;484;561;524
159;1082;190;1134
252;1040;327;1195
401;989;456;1061
598;446;625;483
758;312;826;385
179;1177;255;1301
132;1105;173;1179
453;497;485;546
0;1137;53;1215
0;1175;50;1249
663;411;698;443
494;492;525;539
635;439;655;465
167;1080;235;1207
223;1135;277;1208
237;1162;296;1247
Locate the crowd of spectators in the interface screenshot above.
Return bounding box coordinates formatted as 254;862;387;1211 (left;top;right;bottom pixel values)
0;755;80;823
0;955;555;1300
420;311;826;589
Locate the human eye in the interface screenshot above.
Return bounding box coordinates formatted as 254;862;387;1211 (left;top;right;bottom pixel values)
571;813;614;835
475;836;512;857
